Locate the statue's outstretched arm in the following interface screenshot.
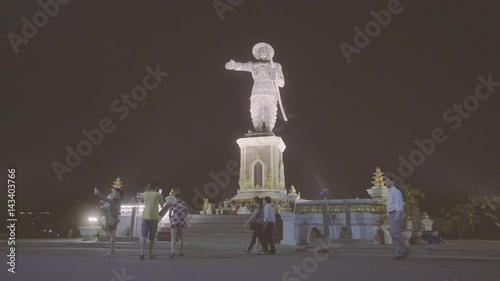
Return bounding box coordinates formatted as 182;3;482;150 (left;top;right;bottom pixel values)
226;59;253;72
234;61;253;72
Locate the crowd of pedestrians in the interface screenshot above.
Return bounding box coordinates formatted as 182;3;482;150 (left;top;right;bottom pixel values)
93;178;277;258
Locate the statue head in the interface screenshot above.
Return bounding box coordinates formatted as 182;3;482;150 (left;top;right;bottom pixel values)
252;42;274;60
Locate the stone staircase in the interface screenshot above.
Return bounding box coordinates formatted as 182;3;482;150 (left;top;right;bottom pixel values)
157;214;282;249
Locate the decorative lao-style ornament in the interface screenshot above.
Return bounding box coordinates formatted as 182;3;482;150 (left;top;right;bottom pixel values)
371;167;386;188
367;167;389;200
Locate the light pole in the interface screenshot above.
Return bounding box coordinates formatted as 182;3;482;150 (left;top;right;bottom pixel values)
320;188;331;244
133;192;143;237
342;199;352;239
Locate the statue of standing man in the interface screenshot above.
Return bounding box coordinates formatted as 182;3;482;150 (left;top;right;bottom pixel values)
225;43;286;134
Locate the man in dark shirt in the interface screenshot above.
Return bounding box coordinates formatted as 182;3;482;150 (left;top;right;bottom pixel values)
94;180;124;257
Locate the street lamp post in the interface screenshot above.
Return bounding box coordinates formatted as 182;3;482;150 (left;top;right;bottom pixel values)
321;188;331;245
343;199;352;239
133;192;143;237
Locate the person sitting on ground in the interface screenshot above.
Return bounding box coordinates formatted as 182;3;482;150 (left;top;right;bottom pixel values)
237;202;251;214
231;200;239;214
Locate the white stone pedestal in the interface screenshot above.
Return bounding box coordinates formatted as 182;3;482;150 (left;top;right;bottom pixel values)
280;212;297;245
367;187;389;201
231;136;288;202
79;226;101;241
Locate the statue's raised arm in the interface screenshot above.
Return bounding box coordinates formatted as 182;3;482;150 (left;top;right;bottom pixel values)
224;42;287;134
225;59;253;72
225;59;236;70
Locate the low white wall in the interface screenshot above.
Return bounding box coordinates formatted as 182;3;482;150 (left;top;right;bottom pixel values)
280;212;385;245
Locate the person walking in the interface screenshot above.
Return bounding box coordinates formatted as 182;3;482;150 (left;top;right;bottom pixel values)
263;196;276;254
139;179;164;260
385;176;409;260
243;197;268;254
169;190;188;257
93;178;125;257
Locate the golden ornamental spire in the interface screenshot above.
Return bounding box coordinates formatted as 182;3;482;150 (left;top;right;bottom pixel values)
289;185;297;194
112;177;122;189
371;167;386;188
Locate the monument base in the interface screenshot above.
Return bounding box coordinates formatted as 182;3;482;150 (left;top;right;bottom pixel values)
231;189;291;213
244;132;275;138
231;135;291;212
231;189;287;202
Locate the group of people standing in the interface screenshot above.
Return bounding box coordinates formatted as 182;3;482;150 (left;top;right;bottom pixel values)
95;176;409;261
243;196;277;255
94;178;188;259
95;180;278;258
139;179;188;260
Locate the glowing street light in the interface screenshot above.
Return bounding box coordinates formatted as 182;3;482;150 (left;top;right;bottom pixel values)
88;217;98;226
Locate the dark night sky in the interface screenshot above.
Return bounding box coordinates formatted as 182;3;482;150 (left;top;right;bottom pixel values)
1;1;499;217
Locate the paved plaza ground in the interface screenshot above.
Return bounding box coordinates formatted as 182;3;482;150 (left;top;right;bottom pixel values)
2;247;499;281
